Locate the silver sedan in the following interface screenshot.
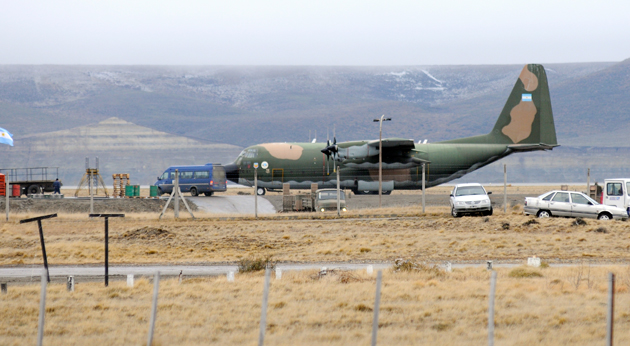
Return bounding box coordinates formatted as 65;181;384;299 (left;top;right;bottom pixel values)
524;190;628;220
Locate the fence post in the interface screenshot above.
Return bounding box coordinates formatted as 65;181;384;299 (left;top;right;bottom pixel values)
422;163;426;214
275;268;282;280
371;270;383;346
37;269;47;346
258;268;271;346
488;271;497;346
67;276;75;292
336;169;340;217
174;170;179;219
1;283;6;294
606;272;615;346
147;271;160;346
254;168;258;219
586;168;590;197
5;178;8;221
503;164;507;213
127;274;134;287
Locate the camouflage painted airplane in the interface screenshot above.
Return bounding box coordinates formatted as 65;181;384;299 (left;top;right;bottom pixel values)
225;64;558;195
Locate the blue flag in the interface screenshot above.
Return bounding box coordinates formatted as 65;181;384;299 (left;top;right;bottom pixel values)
0;127;13;146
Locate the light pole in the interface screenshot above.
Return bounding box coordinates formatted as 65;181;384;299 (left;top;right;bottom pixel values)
373;115;391;208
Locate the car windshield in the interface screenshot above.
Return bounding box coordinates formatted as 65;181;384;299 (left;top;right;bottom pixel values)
455;186;486;196
318;191;345;200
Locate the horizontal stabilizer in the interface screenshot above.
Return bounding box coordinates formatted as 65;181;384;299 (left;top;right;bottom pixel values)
508;143;559;152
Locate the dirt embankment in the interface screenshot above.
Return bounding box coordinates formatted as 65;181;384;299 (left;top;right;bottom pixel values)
0;198;198;214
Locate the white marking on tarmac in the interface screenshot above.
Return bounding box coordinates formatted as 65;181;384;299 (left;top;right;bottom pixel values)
189;196;276;214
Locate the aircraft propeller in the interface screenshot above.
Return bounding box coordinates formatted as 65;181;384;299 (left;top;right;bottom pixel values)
321;137;338;161
321;137;339;175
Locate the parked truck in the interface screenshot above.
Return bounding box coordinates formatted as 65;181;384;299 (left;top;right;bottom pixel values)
0;167;60;196
602;178;630;216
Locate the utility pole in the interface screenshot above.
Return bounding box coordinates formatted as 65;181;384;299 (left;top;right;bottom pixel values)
373;115;391;208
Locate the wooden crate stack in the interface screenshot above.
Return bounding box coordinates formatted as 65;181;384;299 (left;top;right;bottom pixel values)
112;173;130;198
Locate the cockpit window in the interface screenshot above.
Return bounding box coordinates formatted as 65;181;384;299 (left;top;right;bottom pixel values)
236;148;258;165
243;149;258;158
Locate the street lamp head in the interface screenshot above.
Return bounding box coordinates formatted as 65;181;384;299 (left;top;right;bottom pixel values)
384;118;392;121
373;119;380;122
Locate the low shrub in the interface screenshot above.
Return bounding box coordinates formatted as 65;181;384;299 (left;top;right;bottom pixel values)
522;219;539;226
572;218;587;226
393;259;443;277
508;267;543;278
238;256;276;273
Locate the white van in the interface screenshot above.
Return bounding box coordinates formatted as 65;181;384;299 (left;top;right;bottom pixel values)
603;179;630;216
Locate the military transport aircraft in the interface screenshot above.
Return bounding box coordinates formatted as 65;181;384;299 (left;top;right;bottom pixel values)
225;64;558;195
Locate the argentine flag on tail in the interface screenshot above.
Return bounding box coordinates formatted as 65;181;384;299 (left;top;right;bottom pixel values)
0;127;13;146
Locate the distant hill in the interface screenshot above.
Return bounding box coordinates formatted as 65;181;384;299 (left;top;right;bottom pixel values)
0;117;241;185
2;61;630;185
0;62;621;147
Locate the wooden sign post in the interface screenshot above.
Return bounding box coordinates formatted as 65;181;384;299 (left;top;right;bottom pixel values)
89;214;125;287
20;214;58;282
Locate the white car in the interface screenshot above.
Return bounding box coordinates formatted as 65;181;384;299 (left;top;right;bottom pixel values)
449;183;493;217
524;190;628;220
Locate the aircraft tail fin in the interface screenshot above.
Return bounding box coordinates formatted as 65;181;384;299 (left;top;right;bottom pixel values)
488;64;557;145
440;64;558;147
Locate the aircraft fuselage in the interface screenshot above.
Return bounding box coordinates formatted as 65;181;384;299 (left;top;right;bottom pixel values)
225;141;511;191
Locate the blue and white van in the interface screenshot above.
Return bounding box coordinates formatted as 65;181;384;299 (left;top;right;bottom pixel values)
155;164;227;196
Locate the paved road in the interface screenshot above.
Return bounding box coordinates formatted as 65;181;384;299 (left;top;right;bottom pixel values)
0;263;391;281
188;196;276;214
0;261;601;281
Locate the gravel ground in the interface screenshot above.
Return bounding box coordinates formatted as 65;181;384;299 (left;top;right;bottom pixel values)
264;193;531;212
0;197;198;214
0;193;529;214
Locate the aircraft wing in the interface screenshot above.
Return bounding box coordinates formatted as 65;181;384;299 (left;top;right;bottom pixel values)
367;138;416;150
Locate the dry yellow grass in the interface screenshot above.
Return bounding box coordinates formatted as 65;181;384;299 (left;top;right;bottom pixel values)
1;266;629;345
0;205;629;265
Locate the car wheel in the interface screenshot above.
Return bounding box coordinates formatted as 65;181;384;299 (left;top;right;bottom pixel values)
204;192;213;196
257;187;266;195
27;185;41;195
451;207;461;218
157;187;163;196
485;207;493;216
597;213;611;220
537;210;551;218
190;187;198;197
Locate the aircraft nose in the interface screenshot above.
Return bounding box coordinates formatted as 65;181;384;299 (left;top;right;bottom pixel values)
224;163;239;184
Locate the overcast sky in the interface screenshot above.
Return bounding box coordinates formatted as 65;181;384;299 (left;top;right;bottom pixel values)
1;0;629;65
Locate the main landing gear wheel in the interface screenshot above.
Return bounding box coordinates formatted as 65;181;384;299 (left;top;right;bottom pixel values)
190;187;199;197
257;187;266;195
537;210;551;218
